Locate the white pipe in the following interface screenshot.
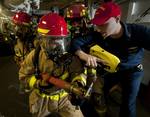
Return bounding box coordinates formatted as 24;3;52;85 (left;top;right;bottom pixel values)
131;1;136;15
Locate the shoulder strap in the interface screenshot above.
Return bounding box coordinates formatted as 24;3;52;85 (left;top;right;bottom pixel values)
33;45;41;79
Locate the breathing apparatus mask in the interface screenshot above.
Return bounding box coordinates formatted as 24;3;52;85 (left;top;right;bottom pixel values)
40;34;71;64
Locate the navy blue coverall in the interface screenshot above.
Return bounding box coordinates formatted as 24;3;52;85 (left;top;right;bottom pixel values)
70;22;150;117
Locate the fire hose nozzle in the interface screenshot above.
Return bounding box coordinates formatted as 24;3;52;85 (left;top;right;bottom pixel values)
69;85;85;97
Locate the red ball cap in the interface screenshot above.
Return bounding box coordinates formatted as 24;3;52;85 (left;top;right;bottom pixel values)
91;2;121;25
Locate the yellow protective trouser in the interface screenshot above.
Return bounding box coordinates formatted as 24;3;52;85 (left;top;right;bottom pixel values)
29;89;84;117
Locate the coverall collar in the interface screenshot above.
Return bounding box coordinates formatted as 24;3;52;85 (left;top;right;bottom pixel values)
120;21;131;40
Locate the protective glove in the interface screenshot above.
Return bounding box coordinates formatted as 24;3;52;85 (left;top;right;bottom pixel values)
39;73;50;86
70;82;86;106
72;73;87;87
29;73;51;89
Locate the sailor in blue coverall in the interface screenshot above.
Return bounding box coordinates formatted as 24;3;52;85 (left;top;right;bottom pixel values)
70;2;150;117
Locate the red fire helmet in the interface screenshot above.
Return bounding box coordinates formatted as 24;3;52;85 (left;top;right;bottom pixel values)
12;11;31;25
37;13;68;36
65;3;87;18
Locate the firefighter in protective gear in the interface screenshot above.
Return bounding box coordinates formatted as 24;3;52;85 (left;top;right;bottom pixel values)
19;13;86;117
64;3;89;39
12;11;36;67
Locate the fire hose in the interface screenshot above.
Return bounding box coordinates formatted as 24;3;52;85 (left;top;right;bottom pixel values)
46;67;98;99
48;76;86;97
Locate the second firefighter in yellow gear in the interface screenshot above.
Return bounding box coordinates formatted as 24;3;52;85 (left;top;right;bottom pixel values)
12;11;37;67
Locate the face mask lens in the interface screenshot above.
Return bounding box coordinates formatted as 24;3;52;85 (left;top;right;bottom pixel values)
42;36;70;56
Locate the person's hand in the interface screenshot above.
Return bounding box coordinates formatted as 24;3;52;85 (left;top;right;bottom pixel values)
75;50;107;68
71;81;86;99
34;73;50;88
40;73;50;86
85;54;106;67
40;73;49;82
